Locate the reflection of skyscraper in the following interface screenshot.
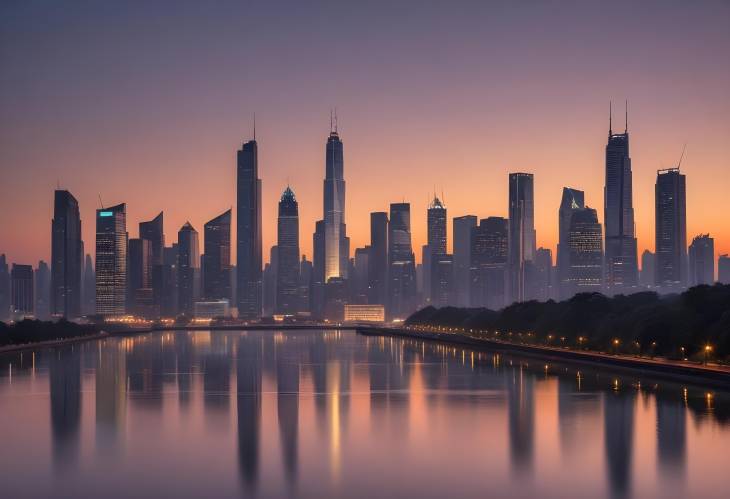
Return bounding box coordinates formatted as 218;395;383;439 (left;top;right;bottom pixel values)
177;222;199;315
388;203;417;319
453;215;477;307
237;335;262;490
96;340;127;452
604;105;638;294
95;203;127;316
508;173;536;303
277;338;300;486
604;388;635;499
50;346;81;470
203;209;232;301
656;397;686;477
558;188;585;299
51;190;82;318
276;187;300;314
323;119;348;282
507;365;534;474
237;138;263;319
655;168;687;290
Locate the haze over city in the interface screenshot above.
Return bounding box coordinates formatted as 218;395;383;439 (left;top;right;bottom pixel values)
1;0;729;267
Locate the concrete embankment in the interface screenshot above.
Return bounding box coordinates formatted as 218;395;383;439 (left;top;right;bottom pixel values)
358;326;730;388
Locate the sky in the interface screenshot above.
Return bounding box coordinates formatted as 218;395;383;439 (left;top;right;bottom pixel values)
1;0;729;269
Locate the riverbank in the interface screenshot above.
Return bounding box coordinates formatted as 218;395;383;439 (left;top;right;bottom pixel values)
0;330;110;354
358;326;730;388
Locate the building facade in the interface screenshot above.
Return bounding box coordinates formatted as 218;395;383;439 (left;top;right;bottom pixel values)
95;204;127;316
203;209;232;301
453;215;477;307
276;187;300;315
655;168;687;290
388;203;417;319
508;173;536;303
688;234;714;286
557;187;585;299
51;189;82;318
237;138;262;319
11;264;34;318
470;217;509;310
567;207;603;295
177;222;200;315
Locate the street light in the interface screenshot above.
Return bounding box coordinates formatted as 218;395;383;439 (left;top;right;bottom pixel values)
704;344;713;365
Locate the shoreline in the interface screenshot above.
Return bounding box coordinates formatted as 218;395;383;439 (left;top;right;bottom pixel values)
358;326;730;388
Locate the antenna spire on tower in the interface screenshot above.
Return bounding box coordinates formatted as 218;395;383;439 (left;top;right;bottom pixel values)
334;106;338;133
330;109;333;133
609;100;613;136
677;143;687;169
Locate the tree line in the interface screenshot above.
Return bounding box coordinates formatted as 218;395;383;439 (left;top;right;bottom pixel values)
405;284;730;361
0;319;99;347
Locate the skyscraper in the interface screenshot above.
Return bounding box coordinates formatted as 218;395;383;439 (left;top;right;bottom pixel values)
352;247;370;304
203;209;232;301
237;138;262;320
0;254;10;321
139;211;164;315
51;189;82;318
127;238;153;316
11;264;34;318
640;250;655;289
432;254;454;307
688;234;714;286
177;222;200;315
655;168;687;290
276;187;300;315
470;217;509;309
388;203;417;319
323;117;348;282
35;260;51;320
534;248;553;301
82;254;95;315
604;104;638;293
508;173;535;303
299;256;312;313
718;255;730;284
557;188;585;299
566;207;603;295
426;196;447;305
311;220;326;318
453;215;477;307
95;203;127;316
368;212;388;306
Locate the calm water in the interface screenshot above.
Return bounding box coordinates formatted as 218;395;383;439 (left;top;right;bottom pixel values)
0;329;728;499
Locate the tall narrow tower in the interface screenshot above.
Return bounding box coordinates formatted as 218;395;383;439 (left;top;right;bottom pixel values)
237;135;262;319
508;173;536;303
604;102;638;292
323;113;348;282
51;189;82;318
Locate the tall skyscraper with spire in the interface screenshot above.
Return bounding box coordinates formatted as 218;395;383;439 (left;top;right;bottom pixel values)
51;189;82;318
323;112;348;282
95;203;127;316
276;186;300;314
237;128;262;319
604;102;638;293
655;167;687;290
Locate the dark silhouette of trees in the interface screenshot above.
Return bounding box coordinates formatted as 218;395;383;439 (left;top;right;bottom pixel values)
0;319;99;347
405;284;730;361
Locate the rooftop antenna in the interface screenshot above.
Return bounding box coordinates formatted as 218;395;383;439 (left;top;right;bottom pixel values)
624;100;628;133
677;143;687;169
609;100;612;136
330;109;334;133
98;194;104;209
253;112;256;141
334;106;338;133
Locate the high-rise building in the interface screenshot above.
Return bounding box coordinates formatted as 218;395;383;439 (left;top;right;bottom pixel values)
352;247;370;304
323;118;348;282
368;212;388;306
51;189;82;318
139;211;164;315
95;203;127;316
203;209;232;301
566;207;603;295
299;256;312;313
11;264;34;318
127;238;153;317
534;248;553;301
237;138;262;320
718;255;730;284
35;260;51;320
508;173;536;303
557;188;585;299
81;254;95;315
470;217;509;309
432;254;454;307
177;222;200;315
655;168;687;290
453;215;477;307
276;187;300;315
263;246;278;317
688;234;714;286
604;104;638;293
0;255;10;321
426;196;447;305
388;203;417;319
311;220;326;318
639;250;655;289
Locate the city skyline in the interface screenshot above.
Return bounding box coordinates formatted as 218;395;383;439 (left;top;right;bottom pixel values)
1;1;729;268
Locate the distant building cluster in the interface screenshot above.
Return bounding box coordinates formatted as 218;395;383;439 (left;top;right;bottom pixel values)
0;106;727;323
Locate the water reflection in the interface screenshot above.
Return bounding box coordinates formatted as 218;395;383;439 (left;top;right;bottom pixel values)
0;330;729;499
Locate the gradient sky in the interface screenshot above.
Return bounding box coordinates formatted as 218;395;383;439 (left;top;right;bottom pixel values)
1;0;729;269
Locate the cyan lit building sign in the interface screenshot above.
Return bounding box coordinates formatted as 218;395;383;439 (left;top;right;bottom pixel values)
99;211;113;217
